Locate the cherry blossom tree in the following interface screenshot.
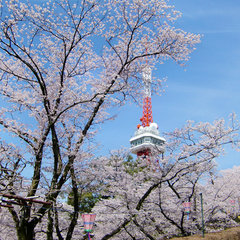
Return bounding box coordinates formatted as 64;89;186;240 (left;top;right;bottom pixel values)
200;165;240;231
0;0;201;239
90;114;240;239
0;140;26;193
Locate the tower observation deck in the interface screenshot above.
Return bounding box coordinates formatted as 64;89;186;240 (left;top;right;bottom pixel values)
129;66;165;157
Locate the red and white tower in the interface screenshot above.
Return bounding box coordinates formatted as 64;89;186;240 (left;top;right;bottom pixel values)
129;66;165;157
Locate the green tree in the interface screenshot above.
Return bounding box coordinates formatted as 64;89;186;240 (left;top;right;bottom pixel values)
67;191;100;213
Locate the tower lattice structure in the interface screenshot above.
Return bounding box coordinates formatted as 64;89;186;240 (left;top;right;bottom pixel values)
140;96;153;127
140;66;153;128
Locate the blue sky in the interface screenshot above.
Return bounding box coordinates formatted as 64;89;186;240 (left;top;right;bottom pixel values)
96;0;240;170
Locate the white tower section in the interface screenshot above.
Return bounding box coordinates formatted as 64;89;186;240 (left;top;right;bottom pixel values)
130;122;165;156
142;66;152;98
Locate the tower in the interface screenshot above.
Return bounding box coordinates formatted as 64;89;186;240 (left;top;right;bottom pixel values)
129;66;165;157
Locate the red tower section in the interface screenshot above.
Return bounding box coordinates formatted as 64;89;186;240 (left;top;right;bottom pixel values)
140;96;153;127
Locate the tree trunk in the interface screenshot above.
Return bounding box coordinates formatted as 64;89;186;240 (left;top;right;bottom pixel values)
47;209;54;240
17;222;35;240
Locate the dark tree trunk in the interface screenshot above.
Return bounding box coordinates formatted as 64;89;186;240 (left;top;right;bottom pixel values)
17;221;35;240
47;209;54;240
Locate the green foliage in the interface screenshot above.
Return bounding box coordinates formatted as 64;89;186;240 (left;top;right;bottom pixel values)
67;191;100;213
234;215;240;223
123;154;137;175
123;154;147;175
